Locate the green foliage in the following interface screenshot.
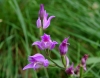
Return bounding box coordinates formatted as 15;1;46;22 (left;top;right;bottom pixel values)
0;0;100;78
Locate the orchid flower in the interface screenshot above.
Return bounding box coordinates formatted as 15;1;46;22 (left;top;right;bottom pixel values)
23;53;49;70
32;33;58;50
36;4;55;29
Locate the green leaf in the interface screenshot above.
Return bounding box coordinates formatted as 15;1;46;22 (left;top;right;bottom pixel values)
87;57;100;64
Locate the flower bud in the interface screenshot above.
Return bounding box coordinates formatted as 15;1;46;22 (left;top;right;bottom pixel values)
81;54;88;65
81;54;88;71
74;64;80;75
65;64;74;75
39;4;45;20
59;38;70;55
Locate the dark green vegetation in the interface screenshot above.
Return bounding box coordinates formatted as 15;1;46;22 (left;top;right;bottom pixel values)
0;0;100;78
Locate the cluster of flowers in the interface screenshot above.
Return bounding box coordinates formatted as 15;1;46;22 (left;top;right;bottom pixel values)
23;4;88;76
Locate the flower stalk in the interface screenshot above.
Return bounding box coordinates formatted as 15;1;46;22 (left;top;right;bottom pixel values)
48;57;64;69
39;27;43;36
80;65;83;78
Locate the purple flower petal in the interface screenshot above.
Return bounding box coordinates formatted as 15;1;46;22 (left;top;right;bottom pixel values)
65;64;74;75
43;16;55;29
32;41;40;45
81;54;88;71
28;56;36;63
39;4;45;20
59;38;70;55
32;41;43;50
50;41;58;50
36;17;41;28
41;33;51;42
33;53;45;62
43;59;49;67
28;53;45;62
44;10;48;19
66;56;69;67
33;62;43;70
83;64;86;71
81;54;88;65
74;65;80;75
43;11;48;29
23;63;33;70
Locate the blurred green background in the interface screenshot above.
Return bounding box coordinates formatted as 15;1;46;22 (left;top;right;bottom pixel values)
0;0;100;78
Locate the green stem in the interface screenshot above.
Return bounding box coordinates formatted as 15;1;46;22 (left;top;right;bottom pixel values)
44;68;49;78
61;55;66;68
39;27;43;36
46;49;64;69
48;57;64;69
47;49;51;56
33;71;38;78
66;74;73;78
41;50;49;78
80;65;83;78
